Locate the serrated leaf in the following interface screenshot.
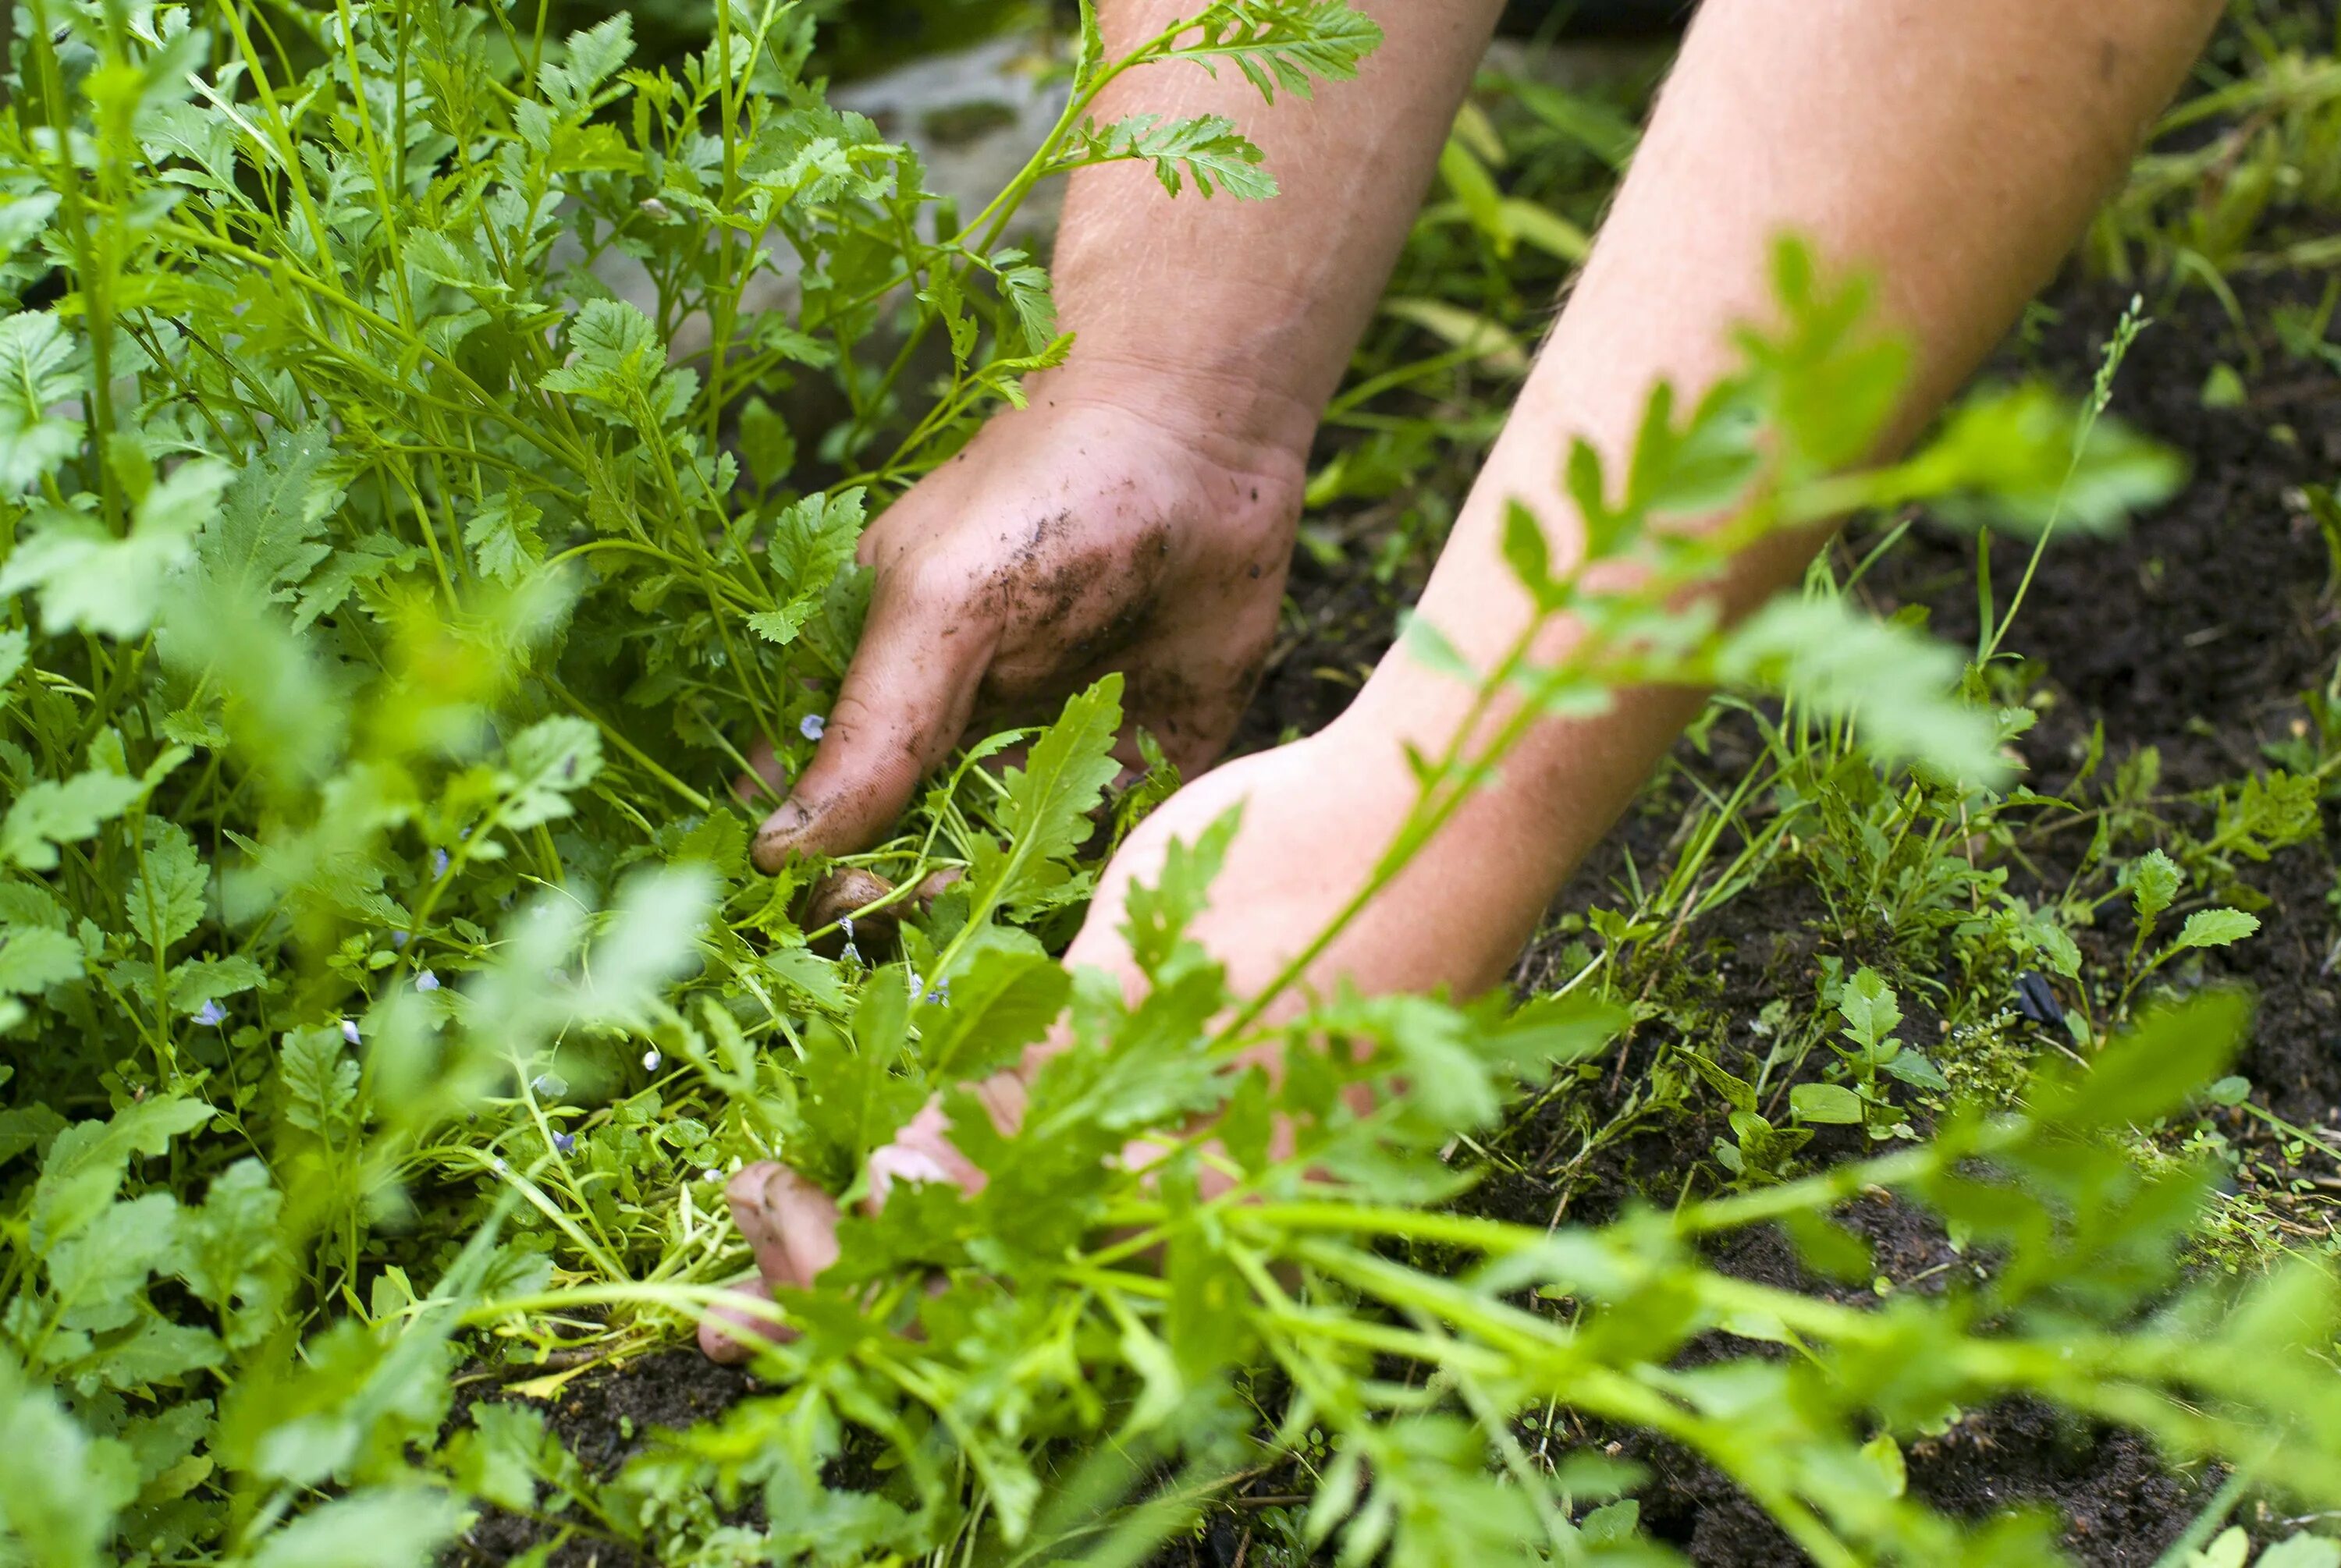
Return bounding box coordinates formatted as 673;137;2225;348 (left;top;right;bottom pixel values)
44;1190;183;1334
918;948;1069;1080
1837;967;1901;1052
280;1025;360;1139
129;820;207;953
2176;907;2258;951
1067;113;1276;200
979;676;1124;918
0;460;229;638
2128;848;2180;923
0;310;85;491
464;488;545;584
1119;807;1242;976
1167;2;1383;105
201;424;339;605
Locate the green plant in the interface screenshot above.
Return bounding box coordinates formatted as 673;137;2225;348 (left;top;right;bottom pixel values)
2;2;2335;1566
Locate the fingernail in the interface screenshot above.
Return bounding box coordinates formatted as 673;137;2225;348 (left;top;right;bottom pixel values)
752;797;815;872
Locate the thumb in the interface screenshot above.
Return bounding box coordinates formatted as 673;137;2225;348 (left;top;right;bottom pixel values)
755;584;986;871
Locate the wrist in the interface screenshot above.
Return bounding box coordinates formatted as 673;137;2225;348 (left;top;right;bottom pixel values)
1022;353;1318;481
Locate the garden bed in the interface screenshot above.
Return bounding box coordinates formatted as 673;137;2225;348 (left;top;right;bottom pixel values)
453;253;2341;1568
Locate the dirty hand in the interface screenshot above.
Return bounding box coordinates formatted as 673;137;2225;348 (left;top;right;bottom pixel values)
703;718;1543;1362
749;377;1305;871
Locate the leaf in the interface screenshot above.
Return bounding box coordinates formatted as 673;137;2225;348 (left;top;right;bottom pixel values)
1790;1083;1865;1125
129;820;208;953
243;1489;464;1568
768;487;866;601
1501;77;1638;168
1119;807;1242;976
0;310;85;491
2257;1536;2341;1568
982;676;1124;915
42;1190;183;1335
2127;848;2180;923
738;396;797;490
201;424;339;605
1398;610;1476;683
464;488;545;584
1067;114;1276;200
29;1098;212;1254
1915;381;2186;536
0;459;230;637
2176;908;2258;952
2034;990;2247;1133
177;1158;282;1332
1499;498;1556;606
1712;594;2005;783
168;955;266;1015
1880;1049;1950;1092
1379;296;1526;373
991;248;1059;349
918;948;1069;1080
1167;2;1383;105
0;926;83;995
1837;967;1901;1052
280;1025;361;1139
2;768;147;871
499;715;602;830
0;1358;140;1568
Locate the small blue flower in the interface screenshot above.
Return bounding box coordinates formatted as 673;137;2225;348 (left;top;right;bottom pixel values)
799;712;826;742
390;931;410;949
552;1131;576;1157
531;1073;560;1098
641;1048;663;1073
925;981;951;1007
432;847;450;878
341;1018;362;1047
415;969;440;992
194;1000;226;1027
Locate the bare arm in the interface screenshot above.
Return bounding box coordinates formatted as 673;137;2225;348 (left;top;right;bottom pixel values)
709;0;2226;1353
1077;0;2227;1004
752;0;1501;864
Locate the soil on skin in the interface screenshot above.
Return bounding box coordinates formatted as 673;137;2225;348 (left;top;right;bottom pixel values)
454;253;2340;1568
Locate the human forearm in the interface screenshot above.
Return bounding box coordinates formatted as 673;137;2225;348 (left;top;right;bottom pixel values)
1039;0;1504;460
1340;0;2225;980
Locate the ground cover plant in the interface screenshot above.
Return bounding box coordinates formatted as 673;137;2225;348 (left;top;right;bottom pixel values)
2;2;2340;1565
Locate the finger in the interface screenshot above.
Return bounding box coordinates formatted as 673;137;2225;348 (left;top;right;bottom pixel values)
866;1099;989;1206
726;1162;809;1287
755;581;989;870
698;1279;778;1364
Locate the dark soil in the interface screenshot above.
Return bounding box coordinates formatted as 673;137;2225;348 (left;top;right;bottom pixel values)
443;1351;761;1568
471;265;2339;1566
1870;273;2341;1125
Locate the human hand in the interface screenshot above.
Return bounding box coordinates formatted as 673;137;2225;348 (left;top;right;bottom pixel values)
702;715;1556;1362
748;374;1305;871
